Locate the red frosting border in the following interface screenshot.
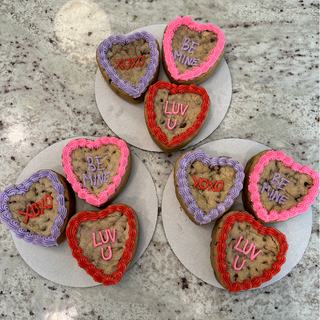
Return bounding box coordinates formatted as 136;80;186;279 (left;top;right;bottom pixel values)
145;81;210;147
66;204;137;286
216;211;289;292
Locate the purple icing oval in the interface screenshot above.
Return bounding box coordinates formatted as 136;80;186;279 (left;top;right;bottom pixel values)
97;31;159;98
0;170;68;247
176;150;245;224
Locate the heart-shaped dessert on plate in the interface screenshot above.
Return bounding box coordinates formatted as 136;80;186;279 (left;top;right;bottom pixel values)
0;169;75;246
97;31;160;103
66;204;139;286
211;210;289;292
174;150;245;225
145;81;210;152
162;16;226;86
62;137;131;207
243;150;320;224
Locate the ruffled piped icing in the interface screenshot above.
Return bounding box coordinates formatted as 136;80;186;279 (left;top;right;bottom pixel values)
216;211;289;292
176;150;245;224
66;204;137;286
163;16;225;81
0;170;67;247
145;81;210;148
97;31;159;98
62;137;130;207
248;150;320;223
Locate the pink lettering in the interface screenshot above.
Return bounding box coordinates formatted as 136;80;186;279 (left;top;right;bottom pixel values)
101;246;113;260
92;228;116;247
233;236;262;271
167;118;177;130
180;103;189;115
172;101;179;115
164;100;172;114
233;255;246;271
164;101;189;116
92;232;102;247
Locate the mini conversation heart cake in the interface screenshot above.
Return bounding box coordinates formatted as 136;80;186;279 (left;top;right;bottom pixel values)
242;150;320;224
162;16;225;86
144;81;210;152
62;137;131;207
174;150;245;225
210;210;289;292
66;204;139;286
0;170;75;246
97;31;160;103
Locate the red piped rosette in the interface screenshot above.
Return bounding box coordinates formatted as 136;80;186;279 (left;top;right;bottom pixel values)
145;81;210;148
66;204;137;286
216;211;289;293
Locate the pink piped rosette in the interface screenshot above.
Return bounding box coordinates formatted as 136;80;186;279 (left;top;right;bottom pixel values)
163;16;225;81
248;150;320;223
62;137;130;207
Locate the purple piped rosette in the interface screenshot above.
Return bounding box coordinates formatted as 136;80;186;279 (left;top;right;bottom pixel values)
176;150;245;225
0;170;68;247
97;31;159;98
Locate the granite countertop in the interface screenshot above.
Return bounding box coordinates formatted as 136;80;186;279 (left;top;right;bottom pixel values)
0;0;319;319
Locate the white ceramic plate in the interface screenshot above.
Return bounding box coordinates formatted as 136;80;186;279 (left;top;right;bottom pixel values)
95;24;232;151
162;139;312;289
12;138;158;287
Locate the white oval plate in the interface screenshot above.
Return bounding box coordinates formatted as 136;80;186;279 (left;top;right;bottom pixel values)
95;24;232;151
12;138;158;287
162;139;312;289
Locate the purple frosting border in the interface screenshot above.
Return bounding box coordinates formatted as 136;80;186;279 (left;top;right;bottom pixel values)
97;31;159;98
176;150;245;224
0;170;68;247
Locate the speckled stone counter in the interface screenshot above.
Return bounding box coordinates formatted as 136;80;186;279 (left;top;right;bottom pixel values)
0;0;319;319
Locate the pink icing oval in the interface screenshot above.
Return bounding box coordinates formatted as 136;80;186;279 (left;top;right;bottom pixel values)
62;137;130;207
163;16;226;81
249;150;319;222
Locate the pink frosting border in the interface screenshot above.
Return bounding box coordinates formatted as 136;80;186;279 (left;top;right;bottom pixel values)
248;150;320;222
62;137;130;207
163;16;226;81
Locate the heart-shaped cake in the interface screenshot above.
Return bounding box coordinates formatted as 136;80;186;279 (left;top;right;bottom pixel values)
211;210;289;292
162;16;226;86
174;150;245;225
62;137;131;207
144;81;210;152
97;31;160;103
0;169;75;246
66;204;139;286
243;150;320;224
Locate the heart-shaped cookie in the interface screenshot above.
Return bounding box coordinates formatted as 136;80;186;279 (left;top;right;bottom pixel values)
97;31;160;103
211;210;289;292
162;16;226;85
145;81;210;152
66;204;139;286
62;137;131;207
243;150;320;224
174;150;245;225
0;169;75;246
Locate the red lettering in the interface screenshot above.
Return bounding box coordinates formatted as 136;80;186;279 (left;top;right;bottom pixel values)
123;58;131;70
113;56;145;70
207;180;217;191
192;175;200;189
138;56;145;66
113;58;124;70
198;178;208;190
192;176;224;193
18;194;54;224
215;181;224;192
131;57;139;68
